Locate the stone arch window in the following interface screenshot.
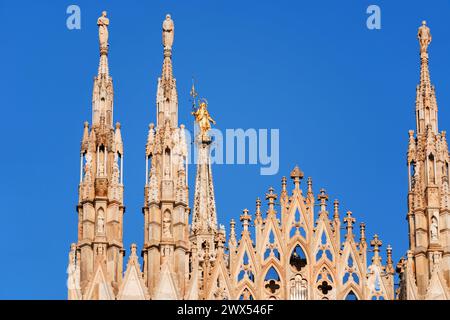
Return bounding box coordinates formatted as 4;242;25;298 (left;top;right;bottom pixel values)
316;267;334;298
443;161;449;182
345;291;358;300
428;153;436;184
264;266;281;295
97;144;107;177
80;150;87;182
164;147;171;178
238;288;254;300
409;161;416;190
289;274;308;300
289;244;307;272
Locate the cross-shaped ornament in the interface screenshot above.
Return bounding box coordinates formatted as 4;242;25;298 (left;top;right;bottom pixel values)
344;211;356;239
318;281;333;295
265;280;280;294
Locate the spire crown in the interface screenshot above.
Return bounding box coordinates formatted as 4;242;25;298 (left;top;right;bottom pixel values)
333;199;340;220
318;188;329;212
344;211;356;240
290;166;304;189
240;209;251;232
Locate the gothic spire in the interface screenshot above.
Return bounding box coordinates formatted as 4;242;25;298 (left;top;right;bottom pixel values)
191;96;218;237
97;11;110;77
416;21;438;134
157;14;178;127
92;11;113;127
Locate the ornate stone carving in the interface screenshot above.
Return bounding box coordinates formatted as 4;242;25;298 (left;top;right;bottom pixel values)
97;11;109;50
162;14;174;50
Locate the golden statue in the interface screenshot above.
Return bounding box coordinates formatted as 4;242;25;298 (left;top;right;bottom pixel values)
192;99;216;135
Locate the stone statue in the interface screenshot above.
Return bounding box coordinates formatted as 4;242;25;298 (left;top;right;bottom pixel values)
162;210;172;238
162;14;174;50
432;251;441;269
98;156;105;177
430;216;438;241
97;211;105;234
192;100;216;135
97;11;110;49
418;21;432;54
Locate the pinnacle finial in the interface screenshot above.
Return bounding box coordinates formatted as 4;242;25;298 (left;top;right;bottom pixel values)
370;234;383;264
290;165;304;189
344;211;356;240
240;209;251;232
281;176;287;192
317;188;328;212
333;199;340;220
265;187;278;215
256;197;261;215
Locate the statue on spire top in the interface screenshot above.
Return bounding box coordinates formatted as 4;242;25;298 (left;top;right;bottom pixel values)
418;20;432;55
97;11;110;51
162;14;174;50
192;99;216;136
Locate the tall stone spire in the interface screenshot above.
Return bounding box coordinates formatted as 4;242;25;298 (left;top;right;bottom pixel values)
69;12;125;300
191;98;218;239
156;14;178;127
416;21;438;134
399;21;450;299
189;93;220;299
142;14;190;300
92;11;114;127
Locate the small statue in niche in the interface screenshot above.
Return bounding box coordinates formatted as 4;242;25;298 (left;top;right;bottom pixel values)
162;210;172;238
430;215;439;241
97;211;105;234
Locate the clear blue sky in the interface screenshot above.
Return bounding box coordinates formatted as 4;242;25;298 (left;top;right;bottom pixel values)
0;0;449;299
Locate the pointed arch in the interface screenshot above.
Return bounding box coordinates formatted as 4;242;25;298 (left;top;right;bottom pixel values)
262;265;282;296
238;287;256;300
289;244;307;272
234;237;257;284
344;290;359;300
